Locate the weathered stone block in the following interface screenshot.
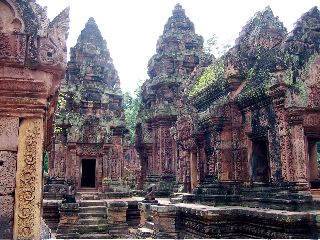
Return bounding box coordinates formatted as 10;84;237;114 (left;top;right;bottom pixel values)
0;195;14;239
14;118;44;240
0;151;16;195
56;203;80;239
107;201;128;224
0;117;18;151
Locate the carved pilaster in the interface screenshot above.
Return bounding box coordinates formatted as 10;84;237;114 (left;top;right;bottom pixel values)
269;83;292;182
0;116;19;239
289;113;308;184
13;118;44;240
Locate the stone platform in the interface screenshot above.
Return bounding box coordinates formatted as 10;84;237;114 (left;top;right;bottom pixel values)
136;198;320;239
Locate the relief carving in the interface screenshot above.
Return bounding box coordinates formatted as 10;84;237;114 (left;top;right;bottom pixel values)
0;33;11;57
0;33;26;64
38;7;69;69
0;0;24;33
14;119;43;239
304;114;320;127
78;144;100;156
0;117;19;151
176;116;196;150
0;195;14;239
0;151;16;195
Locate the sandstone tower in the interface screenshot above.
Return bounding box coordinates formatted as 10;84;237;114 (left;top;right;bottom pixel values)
135;4;209;194
53;18;127;192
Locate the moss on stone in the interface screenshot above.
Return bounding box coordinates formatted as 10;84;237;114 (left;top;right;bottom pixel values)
189;56;225;96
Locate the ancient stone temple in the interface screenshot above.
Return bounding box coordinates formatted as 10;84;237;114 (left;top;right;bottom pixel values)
52;18;127;192
135;4;210;194
2;1;319;239
0;0;69;239
166;6;320;238
133;6;320;239
180;5;320;205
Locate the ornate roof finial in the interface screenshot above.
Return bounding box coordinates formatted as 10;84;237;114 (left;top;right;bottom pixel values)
172;3;185;17
86;17;97;27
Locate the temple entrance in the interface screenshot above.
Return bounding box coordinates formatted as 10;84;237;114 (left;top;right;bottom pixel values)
251;138;270;183
308;140;320;189
81;159;96;188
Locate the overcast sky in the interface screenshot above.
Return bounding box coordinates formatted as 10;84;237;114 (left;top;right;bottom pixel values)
36;0;319;95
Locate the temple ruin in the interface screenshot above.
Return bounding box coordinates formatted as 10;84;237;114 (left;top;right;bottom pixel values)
51;17;128;192
0;0;69;239
135;4;211;194
1;0;320;239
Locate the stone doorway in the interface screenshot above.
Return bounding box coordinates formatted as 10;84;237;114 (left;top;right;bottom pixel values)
81;159;96;188
251;138;270;183
308;140;320;189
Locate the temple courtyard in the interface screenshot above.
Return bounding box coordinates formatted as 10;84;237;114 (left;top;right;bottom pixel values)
1;0;320;239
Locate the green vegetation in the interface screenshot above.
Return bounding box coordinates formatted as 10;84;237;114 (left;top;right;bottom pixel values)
317;142;320;163
43;151;49;173
123;88;141;144
189;56;225;96
189;34;230;97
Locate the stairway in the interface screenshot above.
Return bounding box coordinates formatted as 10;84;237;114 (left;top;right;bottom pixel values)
136;221;154;239
78;200;110;239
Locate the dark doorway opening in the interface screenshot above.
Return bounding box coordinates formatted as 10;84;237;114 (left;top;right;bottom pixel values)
309;140;320;189
81;159;96;188
251;138;269;183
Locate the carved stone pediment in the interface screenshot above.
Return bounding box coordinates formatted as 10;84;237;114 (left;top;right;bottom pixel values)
77;144;102;156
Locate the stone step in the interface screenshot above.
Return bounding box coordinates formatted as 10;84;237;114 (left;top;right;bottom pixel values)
136;227;154;239
77;192;100;200
79;212;107;219
145;221;155;230
79;218;107;225
79;206;106;213
79;201;105;207
78;224;108;234
80;195;100;200
79;233;111;239
170;197;183;203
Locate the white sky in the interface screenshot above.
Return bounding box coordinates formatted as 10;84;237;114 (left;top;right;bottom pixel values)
36;0;319;95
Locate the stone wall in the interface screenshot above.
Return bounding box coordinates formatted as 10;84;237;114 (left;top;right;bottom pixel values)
0;118;18;238
171;6;320;208
0;0;69;238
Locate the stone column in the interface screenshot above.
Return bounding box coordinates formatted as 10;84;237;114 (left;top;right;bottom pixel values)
150;205;178;239
56;203;80;239
0;117;19;239
66;144;77;188
13;118;44;240
289;114;308;187
190;151;198;191
269;83;291;182
106;201;129;237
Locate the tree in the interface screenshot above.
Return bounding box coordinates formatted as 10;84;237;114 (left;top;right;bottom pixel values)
123;87;141;144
